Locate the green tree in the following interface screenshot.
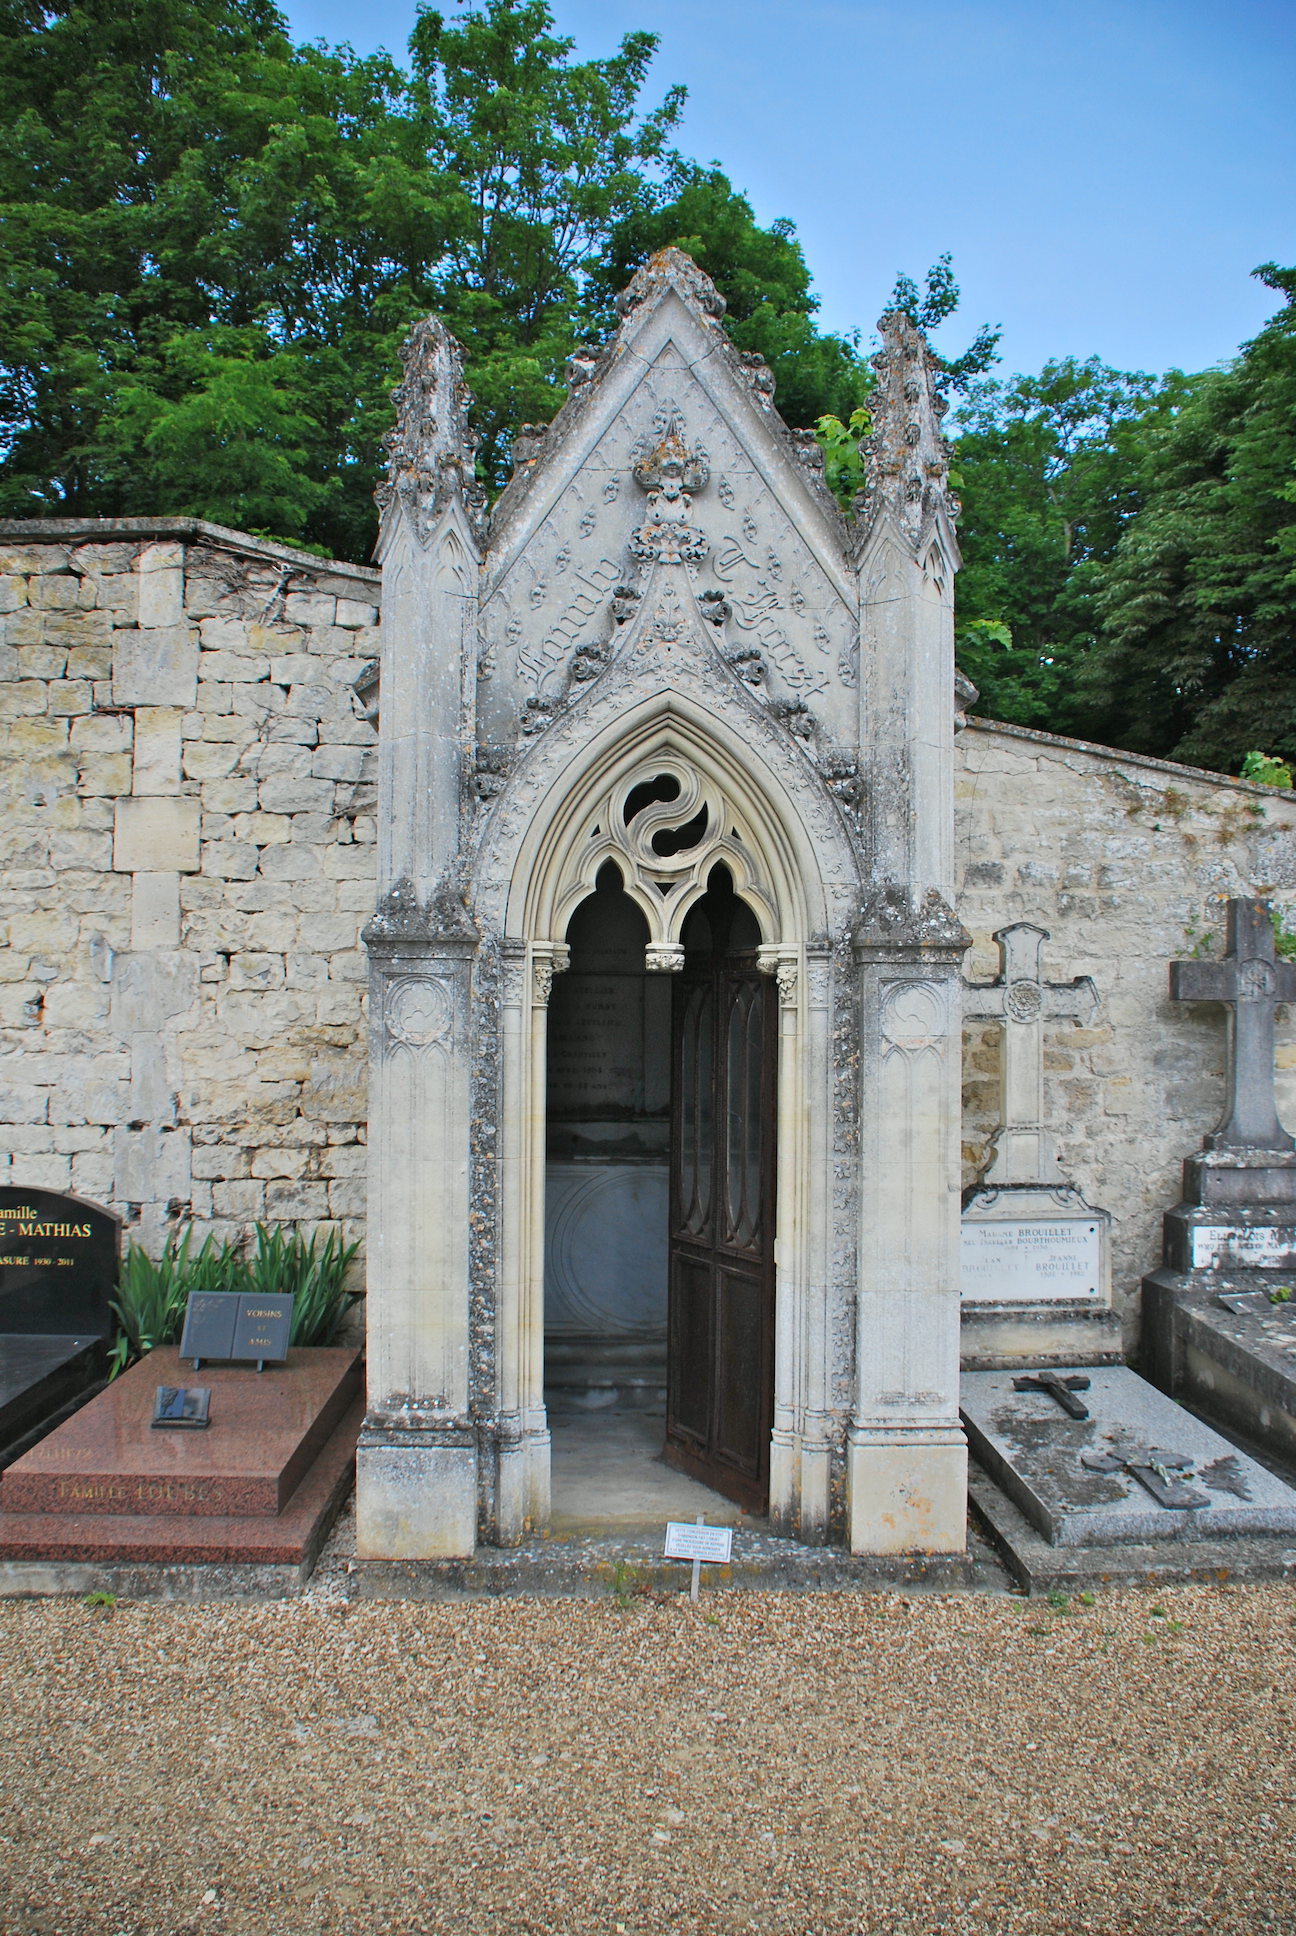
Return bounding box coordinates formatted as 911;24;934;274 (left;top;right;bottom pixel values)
887;252;1000;395
0;0;688;555
1;0;879;558
950;357;1163;729
586;162;870;429
1077;265;1296;771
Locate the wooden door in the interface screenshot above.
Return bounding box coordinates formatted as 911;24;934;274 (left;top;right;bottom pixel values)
665;895;776;1512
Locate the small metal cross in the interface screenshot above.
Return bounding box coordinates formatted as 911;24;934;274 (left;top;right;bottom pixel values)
1170;898;1296;1153
964;925;1098;1184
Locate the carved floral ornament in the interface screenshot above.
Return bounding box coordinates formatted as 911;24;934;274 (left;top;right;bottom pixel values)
549;753;778;971
629;411;711;566
385;975;453;1050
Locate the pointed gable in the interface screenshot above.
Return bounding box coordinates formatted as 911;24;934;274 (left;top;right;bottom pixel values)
476;250;861;753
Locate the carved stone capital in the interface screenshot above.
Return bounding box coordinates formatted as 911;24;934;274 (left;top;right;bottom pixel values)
364;875;478;954
531;942;571;1006
645;943;686;974
853;885;970;963
757;945;799;1005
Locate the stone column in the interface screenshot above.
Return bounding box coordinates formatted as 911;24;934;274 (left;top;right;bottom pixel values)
358;928;478;1558
355;319;488;1561
850;914;968;1553
847;310;969;1554
760;942;835;1543
493;938;568;1543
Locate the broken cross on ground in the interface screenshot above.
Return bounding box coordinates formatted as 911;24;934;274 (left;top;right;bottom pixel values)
1171;898;1296;1153
963;924;1098;1184
1012;1371;1092;1418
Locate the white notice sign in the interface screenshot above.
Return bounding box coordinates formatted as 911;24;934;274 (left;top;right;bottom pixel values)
961;1220;1102;1304
663;1522;734;1563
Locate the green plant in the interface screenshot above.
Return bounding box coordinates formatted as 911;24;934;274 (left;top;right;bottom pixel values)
1270;907;1296;962
245;1223;360;1346
108;1223;360;1374
1241;750;1294;789
609;1561;642;1608
82;1590;116;1609
813;407;871;511
1270;1285;1293;1304
107;1227;241;1376
1046;1588;1071;1613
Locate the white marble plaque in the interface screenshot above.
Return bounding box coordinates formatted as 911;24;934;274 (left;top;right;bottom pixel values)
1188;1224;1296;1270
961;1219;1102;1303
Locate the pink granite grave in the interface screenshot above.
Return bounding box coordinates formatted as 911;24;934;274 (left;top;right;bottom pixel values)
0;1347;362;1566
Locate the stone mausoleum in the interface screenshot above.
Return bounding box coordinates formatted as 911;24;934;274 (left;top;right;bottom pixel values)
3;251;1296;1562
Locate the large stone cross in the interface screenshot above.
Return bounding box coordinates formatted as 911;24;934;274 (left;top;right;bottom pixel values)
964;923;1098;1185
1170;898;1296;1152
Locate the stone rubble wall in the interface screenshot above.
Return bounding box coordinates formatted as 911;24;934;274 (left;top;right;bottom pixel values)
958;719;1296;1341
6;522;1296;1348
0;522;380;1277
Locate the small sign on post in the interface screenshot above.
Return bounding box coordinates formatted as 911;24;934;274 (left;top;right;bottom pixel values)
663;1514;733;1602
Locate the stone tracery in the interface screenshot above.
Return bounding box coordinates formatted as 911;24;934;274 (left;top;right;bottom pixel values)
550;752;778;962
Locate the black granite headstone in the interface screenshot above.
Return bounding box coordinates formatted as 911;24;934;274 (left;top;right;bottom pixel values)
0;1187;117;1337
0;1187;118;1461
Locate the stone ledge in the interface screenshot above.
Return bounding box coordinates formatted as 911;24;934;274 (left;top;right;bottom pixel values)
0;517;381;585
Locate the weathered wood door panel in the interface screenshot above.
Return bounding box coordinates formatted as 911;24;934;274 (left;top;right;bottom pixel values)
666;891;775;1512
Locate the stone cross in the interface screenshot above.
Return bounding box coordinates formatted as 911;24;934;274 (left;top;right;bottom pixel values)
1170;898;1296;1153
963;923;1098;1185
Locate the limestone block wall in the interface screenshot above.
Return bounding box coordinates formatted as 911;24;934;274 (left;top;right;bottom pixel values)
6;515;1296;1352
0;520;380;1269
957;719;1296;1343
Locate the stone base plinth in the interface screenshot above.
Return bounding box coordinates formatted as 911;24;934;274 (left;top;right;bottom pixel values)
962;1364;1296;1547
961;1303;1124;1370
846;1429;968;1556
355;1429;477;1559
1143;1267;1296;1463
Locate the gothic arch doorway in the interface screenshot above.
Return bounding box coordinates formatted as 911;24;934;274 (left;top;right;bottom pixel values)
488;702;847;1546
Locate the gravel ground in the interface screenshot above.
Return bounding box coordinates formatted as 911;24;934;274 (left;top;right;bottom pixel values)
1;1578;1294;1936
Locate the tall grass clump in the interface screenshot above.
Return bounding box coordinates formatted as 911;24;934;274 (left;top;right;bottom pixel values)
108;1223;360;1375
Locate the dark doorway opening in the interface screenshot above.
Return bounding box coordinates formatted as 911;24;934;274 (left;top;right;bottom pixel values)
544;864;671;1413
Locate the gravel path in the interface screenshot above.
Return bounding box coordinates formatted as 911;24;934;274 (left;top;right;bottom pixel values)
2;1579;1294;1936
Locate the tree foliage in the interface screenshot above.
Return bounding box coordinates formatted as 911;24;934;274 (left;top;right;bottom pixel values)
950;357;1164;730
0;0;864;558
587;162;870;430
1076;265;1296;771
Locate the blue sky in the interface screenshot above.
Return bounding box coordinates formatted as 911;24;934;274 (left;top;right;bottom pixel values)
281;0;1296;381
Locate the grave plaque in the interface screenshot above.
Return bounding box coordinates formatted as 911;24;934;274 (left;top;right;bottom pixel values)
547;973;645;1114
179;1292;240;1364
231;1297;294;1365
961;1218;1103;1302
151;1385;211;1429
0;1187;117;1337
179;1292;294;1368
